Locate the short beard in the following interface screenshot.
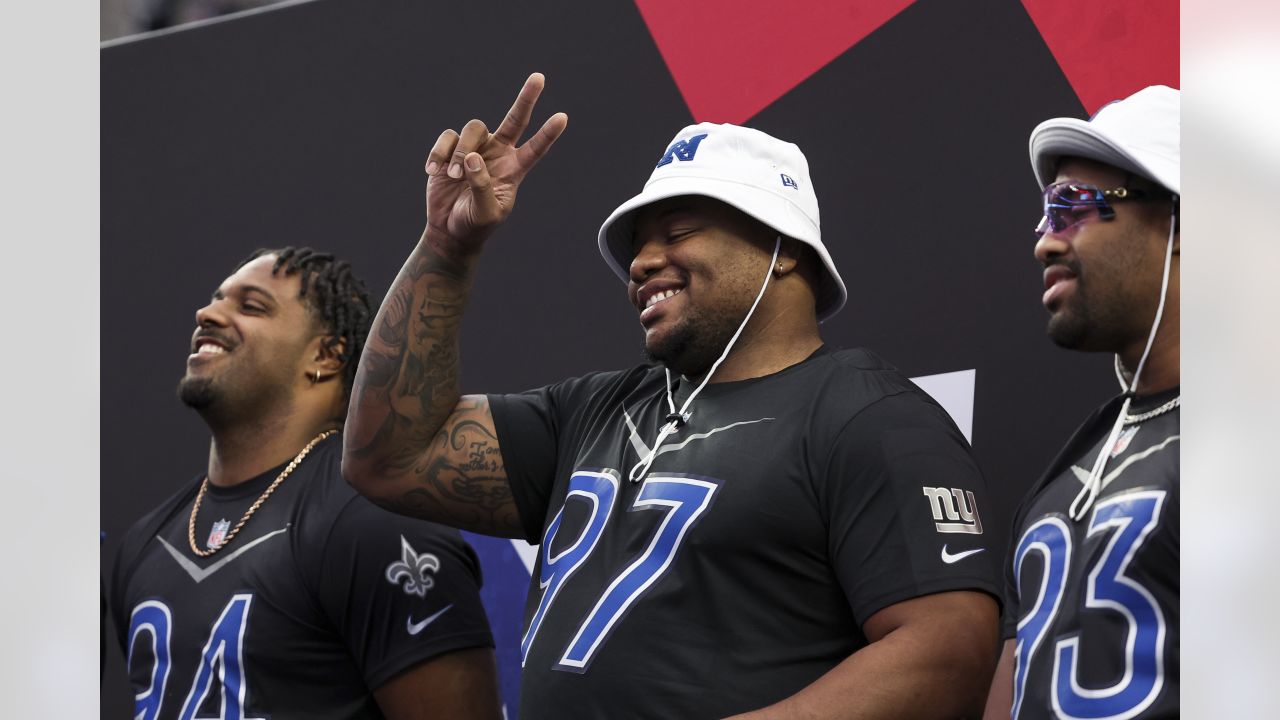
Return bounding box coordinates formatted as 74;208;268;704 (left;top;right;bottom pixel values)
177;376;218;410
1044;256;1098;350
1046;306;1091;349
644;308;739;378
1046;281;1134;353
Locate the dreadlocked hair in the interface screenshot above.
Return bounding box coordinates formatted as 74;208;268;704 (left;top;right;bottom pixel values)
235;246;373;403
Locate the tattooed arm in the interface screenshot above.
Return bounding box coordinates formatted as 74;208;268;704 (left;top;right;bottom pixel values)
342;73;567;538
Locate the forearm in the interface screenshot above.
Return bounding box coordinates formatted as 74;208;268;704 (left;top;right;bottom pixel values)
729;623;996;720
344;232;478;483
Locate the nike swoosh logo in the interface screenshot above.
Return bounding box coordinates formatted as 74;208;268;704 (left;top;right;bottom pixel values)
941;545;985;564
407;603;454;636
155;525;290;584
623;409;774;459
1069;434;1180;491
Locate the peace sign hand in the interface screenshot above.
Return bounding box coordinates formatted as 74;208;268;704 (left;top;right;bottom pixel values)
422;73;568;260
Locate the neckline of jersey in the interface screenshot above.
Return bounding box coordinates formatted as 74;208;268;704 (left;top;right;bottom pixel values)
200;435;336;501
669;344;832;403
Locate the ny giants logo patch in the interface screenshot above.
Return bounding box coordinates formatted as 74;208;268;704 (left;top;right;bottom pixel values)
921;487;984;535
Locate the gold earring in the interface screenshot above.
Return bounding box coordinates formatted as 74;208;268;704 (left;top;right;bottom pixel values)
313;369;321;384
775;261;785;277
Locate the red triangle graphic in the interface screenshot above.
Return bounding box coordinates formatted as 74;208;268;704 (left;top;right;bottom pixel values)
635;0;917;125
1020;0;1179;114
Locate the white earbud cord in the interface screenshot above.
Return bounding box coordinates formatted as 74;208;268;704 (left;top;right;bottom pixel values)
1069;203;1177;521
629;237;783;483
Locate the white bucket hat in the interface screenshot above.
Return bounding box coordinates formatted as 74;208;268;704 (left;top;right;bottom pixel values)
1029;84;1180;194
597;122;847;321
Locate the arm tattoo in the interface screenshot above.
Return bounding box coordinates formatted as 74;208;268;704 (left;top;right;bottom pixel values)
350;246;468;470
364;401;521;536
348;244;522;536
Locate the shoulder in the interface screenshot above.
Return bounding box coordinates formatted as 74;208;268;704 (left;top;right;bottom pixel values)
812;348;918;396
289;437;389;555
806;348;950;426
114;475;202;571
295;439;474;556
488;364;664;420
545;365;663;401
1015;395;1130;514
290;437;356;514
110;474;203;616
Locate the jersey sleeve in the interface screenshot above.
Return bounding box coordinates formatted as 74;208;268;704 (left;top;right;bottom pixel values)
488;369;638;543
821;390;1002;627
313;496;495;690
487;384;561;543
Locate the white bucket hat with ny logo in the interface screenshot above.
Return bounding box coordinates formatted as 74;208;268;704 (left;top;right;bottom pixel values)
597;122;848;321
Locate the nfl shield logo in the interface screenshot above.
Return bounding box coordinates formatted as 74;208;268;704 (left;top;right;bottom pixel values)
207;519;231;549
1111;426;1139;457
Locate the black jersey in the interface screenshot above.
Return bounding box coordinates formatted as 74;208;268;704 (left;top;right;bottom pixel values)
489;347;1000;718
110;434;494;720
1003;388;1179;719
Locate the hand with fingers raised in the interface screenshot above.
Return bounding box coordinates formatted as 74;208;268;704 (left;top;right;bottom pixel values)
422;72;568;260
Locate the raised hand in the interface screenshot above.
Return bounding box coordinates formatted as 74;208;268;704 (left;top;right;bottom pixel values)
422;73;568;259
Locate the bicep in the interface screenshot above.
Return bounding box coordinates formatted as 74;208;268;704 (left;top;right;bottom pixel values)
374;647;503;720
344;394;524;538
863;590;1002;715
825;398;1000;622
863;590;999;645
983;639;1016;720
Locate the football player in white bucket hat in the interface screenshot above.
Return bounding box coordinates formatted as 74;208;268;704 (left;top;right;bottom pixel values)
986;85;1180;720
347;73;1001;719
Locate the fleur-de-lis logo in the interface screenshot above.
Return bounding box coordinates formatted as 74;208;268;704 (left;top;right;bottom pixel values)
385;536;441;598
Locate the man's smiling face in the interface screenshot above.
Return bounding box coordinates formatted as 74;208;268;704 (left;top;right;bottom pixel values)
627;196;778;376
178;254;320;419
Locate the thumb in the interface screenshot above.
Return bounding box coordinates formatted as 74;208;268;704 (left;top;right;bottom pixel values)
463;152;502;222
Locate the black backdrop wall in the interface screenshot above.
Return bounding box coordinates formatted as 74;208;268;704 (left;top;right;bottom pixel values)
101;0;1177;716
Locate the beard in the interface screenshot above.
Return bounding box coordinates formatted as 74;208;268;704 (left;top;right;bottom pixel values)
177;375;219;409
1046;300;1091;349
175;359;287;422
644;305;741;378
1045;266;1141;353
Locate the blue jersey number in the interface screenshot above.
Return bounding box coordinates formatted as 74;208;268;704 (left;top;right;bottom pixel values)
521;471;619;666
1013;490;1169;720
522;471;719;671
127;594;262;720
557;475;718;671
128;601;173;720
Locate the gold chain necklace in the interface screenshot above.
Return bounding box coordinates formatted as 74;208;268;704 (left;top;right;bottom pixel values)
187;429;337;557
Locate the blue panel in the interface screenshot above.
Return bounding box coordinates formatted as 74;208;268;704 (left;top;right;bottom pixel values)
462;531;533;720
